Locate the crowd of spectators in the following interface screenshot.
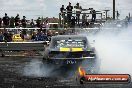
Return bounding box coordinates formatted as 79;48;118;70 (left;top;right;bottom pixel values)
0;30;50;42
0;13;54;42
0;13;50;28
0;2;99;42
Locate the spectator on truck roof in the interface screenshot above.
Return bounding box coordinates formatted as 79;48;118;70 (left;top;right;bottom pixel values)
74;3;82;25
66;2;73;25
60;5;66;25
91;9;96;22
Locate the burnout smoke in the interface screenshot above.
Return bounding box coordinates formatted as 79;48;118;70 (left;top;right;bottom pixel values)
83;24;132;74
23;59;54;77
23;24;132;77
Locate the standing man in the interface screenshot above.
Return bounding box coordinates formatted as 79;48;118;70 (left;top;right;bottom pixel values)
15;14;20;27
30;19;35;28
44;19;50;35
82;13;87;27
74;3;82;25
71;16;76;33
10;17;15;28
36;17;41;28
60;5;66;25
3;13;10;28
60;5;65;16
21;16;27;28
91;9;96;22
0;18;2;28
66;2;73;26
21;16;27;39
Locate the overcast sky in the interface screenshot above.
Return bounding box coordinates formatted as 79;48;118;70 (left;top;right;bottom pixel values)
0;0;131;19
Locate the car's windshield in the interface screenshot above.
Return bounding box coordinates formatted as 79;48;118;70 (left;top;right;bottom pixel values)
55;39;86;48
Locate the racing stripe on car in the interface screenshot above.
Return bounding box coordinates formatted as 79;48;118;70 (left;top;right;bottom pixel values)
60;48;70;51
72;48;83;52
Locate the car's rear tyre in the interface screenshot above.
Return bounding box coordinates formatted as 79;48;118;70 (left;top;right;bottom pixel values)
81;56;100;74
80;77;85;84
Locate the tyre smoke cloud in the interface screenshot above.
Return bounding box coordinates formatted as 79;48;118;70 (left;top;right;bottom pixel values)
85;24;132;74
23;24;132;77
23;59;54;77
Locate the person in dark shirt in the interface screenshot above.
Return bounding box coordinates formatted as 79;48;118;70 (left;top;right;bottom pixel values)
31;32;36;40
0;18;2;28
21;16;27;28
60;5;66;24
3;13;10;27
4;32;13;42
66;2;73;25
71;16;76;27
60;5;65;13
91;9;96;22
74;3;82;25
0;32;4;42
15;14;20;27
7;32;12;42
21;16;27;40
3;32;8;42
10;17;15;28
71;16;76;33
82;13;89;27
36;17;41;28
30;19;35;28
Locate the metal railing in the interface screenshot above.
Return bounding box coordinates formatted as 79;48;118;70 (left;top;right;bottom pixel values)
59;12;103;28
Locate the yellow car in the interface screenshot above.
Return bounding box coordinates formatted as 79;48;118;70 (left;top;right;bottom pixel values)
12;34;24;42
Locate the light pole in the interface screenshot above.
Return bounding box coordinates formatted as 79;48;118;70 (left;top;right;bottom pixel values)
113;0;115;20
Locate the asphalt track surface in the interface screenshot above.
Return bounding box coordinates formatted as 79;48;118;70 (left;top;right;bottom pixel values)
0;57;131;88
